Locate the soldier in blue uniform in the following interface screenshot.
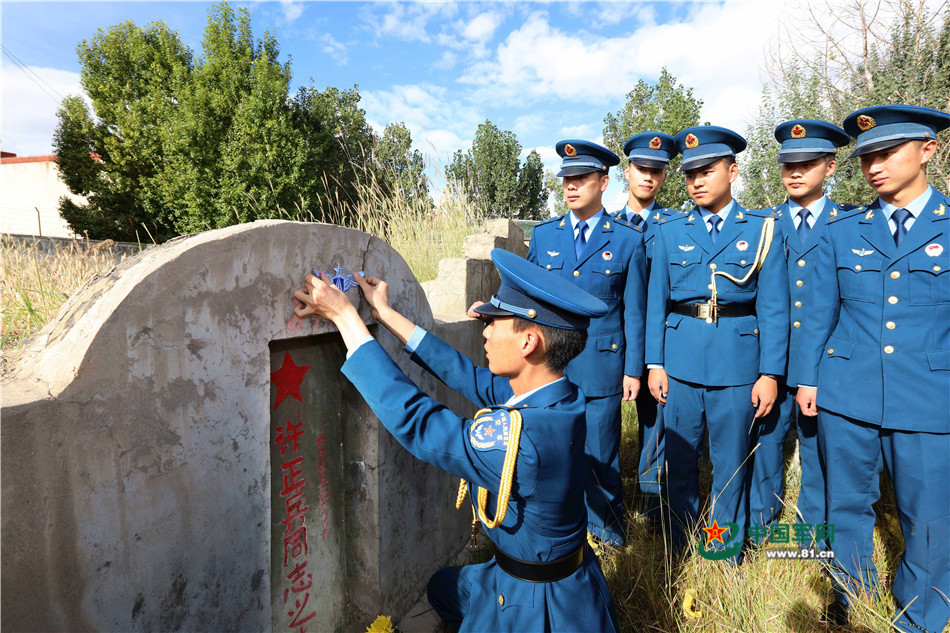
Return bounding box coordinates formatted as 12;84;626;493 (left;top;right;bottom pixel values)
293;248;621;633
612;132;681;524
646;126;789;555
527;139;648;546
747;119;852;529
796;104;950;632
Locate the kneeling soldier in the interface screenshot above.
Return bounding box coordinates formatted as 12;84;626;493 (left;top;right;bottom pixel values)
295;249;621;632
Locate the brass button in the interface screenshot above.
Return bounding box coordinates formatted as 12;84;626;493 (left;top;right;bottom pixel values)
795;301;802;308
798;260;805;267
740;259;747;265
605;269;611;275
888;296;898;304
611;343;618;349
793;321;801;328
796;280;804;287
935;265;942;272
753;328;759;335
884;345;894;354
573;271;580;277
855;264;862;271
546;264;551;269
709;263;717;270
886;321;896;330
527;309;536;318
827;348;834;355
891;271;900;279
498;594;505;606
682;259;687;265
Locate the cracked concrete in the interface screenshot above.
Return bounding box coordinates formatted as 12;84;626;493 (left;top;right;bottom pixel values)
2;220;486;632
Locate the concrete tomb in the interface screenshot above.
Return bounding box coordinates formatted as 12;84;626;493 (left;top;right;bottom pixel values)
2;221;481;632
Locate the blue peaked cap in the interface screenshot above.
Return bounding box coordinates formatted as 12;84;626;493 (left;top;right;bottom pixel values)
623;132;676;169
774;119;850;163
674;126;746;171
556;140;620;177
474;249;607;330
843;104;950;157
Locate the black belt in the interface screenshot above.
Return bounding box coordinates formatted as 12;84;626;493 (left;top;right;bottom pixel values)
492;542;585;583
671;302;755;319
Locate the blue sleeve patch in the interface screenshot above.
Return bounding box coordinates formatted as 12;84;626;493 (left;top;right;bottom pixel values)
469;410;512;452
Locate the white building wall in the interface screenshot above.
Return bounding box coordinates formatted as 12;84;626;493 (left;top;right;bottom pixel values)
1;156;82;238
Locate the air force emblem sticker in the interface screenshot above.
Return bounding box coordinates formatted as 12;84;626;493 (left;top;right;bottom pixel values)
470;410;512;452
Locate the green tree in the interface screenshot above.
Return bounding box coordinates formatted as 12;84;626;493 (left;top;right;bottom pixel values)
446;120;547;221
53;2;394;240
372;122;429;207
603;68;704;210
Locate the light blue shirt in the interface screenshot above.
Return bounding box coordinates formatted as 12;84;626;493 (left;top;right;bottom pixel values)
623;201;657;225
699;200;735;233
570;209;606;241
881;186;933;233
788;195;827;230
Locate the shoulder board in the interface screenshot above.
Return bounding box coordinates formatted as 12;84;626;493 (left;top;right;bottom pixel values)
469;409;514;452
828;205;865;223
535;215;563;228
747;206;782;218
614;220;643;232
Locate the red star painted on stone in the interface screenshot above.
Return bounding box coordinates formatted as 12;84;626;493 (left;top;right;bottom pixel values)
271;352;310;410
702;519;728;545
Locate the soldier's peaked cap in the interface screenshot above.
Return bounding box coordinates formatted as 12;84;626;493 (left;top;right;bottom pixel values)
774;119;850;163
843;104;950;157
623;132;677;169
556;140;620;177
674;126;746;171
474;249;608;330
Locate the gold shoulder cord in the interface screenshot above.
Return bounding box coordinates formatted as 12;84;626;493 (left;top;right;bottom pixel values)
703;217;775;323
456;408;523;548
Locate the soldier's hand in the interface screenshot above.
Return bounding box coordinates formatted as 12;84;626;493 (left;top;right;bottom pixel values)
751;375;778;418
622;375;640;401
796;387;818;417
467;300;487;320
648;368;668;404
353;274;390;319
293;272;356;322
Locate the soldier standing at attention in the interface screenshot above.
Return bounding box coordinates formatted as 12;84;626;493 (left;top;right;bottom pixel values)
747;119;852;529
646;126;789;556
294;249;621;633
527;140;648;546
612;132;681;525
796;104;950;632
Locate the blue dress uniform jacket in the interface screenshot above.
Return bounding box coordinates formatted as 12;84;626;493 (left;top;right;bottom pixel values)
798;187;950;633
341;334;620;633
800;190;950;430
645;205;790;383
528;212;648;396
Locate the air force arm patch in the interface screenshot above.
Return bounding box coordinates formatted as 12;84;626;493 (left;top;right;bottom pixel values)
469;410;512;452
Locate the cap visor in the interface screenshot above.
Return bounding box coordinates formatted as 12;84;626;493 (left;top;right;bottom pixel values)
849;137;913;158
629;158;669;169
777;151;830;163
557;166;601;177
680;155;723;172
473;302;513;318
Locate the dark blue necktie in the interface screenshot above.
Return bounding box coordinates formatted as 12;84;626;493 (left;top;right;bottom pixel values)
631;213;643;227
892;208;910;247
708;215;722;244
575;222;588;258
797;209;812;243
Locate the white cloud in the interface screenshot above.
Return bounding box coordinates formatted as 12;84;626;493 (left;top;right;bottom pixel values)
279;0;304;26
321;33;348;64
462;11;505;42
360;2;459;44
1;66;83;156
432;51;458;70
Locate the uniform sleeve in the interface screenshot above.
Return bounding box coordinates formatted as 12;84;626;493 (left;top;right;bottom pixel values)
623;230;647;376
342;340;505;491
527;228;539;265
645;224;672;366
409;330;514;408
797;224;841;386
755;218;791;376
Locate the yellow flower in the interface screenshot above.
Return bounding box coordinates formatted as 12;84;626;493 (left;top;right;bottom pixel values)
683;590;703;619
366;615;394;633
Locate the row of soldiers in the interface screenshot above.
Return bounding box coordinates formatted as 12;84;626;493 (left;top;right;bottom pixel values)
294;103;948;632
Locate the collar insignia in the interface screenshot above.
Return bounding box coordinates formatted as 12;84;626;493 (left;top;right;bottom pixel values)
865;210;875;220
857;115;875;131
685;133;699;149
936;204;946;216
829;209;838;218
564;143;577;157
687;214;695;222
791;124;806;139
649;136;662;150
546;250;560;258
852;248;875;257
603;221;611;230
559;219;566;226
736;211;744;220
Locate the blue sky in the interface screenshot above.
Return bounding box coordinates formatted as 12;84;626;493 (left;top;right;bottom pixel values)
1;0;933;209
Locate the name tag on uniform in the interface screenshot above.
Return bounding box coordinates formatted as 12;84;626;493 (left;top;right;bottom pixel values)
470;410;512;451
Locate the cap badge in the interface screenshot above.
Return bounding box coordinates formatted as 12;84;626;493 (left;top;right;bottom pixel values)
857;115;876;131
602;251;613;261
926;243;944;257
649;136;662;150
564;143;577;157
685;133;699;149
736;240;749;251
791;124;807;139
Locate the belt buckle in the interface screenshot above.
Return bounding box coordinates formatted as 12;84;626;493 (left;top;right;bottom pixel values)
698;300;718;324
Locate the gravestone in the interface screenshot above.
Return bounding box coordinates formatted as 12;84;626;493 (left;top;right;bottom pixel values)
1;220;471;632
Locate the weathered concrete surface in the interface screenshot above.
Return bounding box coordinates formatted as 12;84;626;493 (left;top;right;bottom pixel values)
1;220;469;632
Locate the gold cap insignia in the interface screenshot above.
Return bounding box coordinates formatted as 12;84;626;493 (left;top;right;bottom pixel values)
857;115;875;131
685;133;699;149
649;136;662;150
791;124;806;139
564;143;577;157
